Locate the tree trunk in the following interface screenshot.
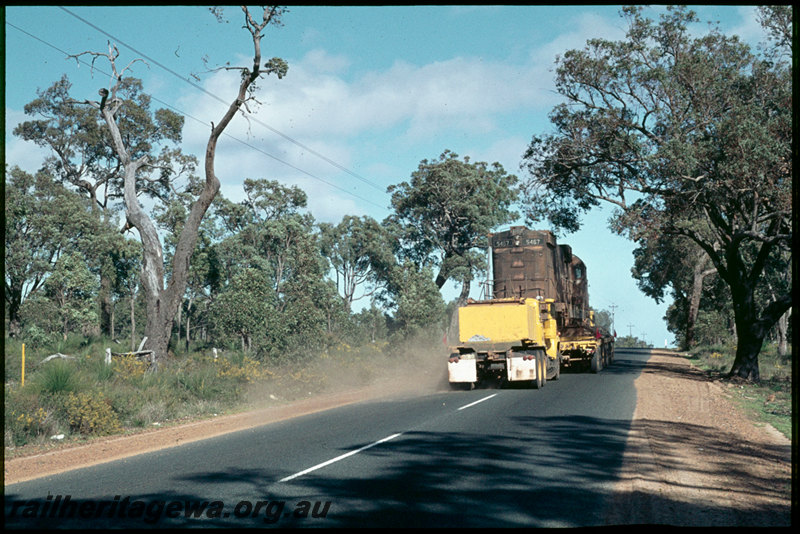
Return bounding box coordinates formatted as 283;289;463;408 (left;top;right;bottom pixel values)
6;290;22;338
684;255;716;351
175;299;183;353
185;295;193;352
435;262;449;289
142;290;177;367
96;6;278;368
726;280;792;382
729;327;762;381
446;278;471;344
776;308;789;357
130;289;136;352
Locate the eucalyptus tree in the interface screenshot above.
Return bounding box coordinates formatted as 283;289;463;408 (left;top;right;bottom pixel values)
319;215;394;313
521;6;791;380
211;268;276;354
12;75;164;336
383;262;446;341
213;178;310;298
43;252;100;341
387;150;519;305
626;217;718;351
71;6;288;367
209;178;340;358
4;167;106;337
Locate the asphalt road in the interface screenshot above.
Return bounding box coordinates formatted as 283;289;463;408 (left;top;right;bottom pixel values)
5;350;648;528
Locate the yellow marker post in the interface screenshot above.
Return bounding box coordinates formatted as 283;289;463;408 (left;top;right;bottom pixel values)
21;343;26;387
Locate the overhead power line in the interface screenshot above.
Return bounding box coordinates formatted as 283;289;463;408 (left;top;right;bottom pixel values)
58;6;387;195
6;19;388;211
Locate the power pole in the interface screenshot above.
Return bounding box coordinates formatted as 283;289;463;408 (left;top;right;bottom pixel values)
609;303;618;334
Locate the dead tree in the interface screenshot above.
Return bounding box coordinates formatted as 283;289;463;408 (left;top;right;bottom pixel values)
73;6;288;368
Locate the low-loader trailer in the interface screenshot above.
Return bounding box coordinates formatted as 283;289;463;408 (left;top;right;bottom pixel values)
448;226;613;388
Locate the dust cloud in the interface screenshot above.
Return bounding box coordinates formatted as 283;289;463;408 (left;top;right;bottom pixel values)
241;339;452;410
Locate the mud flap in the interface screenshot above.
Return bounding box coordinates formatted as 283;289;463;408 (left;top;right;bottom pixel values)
448;357;477;383
506;355;537;382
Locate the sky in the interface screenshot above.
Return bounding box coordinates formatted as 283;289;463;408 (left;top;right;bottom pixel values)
4;5;768;348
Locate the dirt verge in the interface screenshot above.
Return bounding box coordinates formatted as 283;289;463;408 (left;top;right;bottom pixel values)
605;350;792;526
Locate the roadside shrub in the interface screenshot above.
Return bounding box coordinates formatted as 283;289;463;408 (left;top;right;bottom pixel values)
13;407;49;435
5;386;54;447
64;390;121;436
35;360;80;395
6;408;52;447
84;352;115;382
215;355;274;383
21;324;58;349
113;353;148;383
173;365;228;402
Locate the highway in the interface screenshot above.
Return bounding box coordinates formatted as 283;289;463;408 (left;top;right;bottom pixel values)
4;350;648;528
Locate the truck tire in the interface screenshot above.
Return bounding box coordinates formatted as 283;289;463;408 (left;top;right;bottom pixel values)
531;352;544;389
539;351;547;387
531;351;545;389
591;351;602;373
551;352;561;380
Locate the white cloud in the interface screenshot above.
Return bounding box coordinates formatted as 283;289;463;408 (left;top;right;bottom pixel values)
300;48;352;74
725;6;767;47
475;135;532;175
537;11;626;65
178;44;557;151
165;16;616;227
4;108;52;173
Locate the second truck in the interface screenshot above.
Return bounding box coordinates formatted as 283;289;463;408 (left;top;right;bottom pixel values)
447;226;614;389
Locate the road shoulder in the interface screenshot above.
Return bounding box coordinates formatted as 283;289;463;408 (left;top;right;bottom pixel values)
605;350;792;526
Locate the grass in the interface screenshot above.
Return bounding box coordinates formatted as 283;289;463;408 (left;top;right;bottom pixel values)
685;342;793;439
34;360;81;395
4;334;421;452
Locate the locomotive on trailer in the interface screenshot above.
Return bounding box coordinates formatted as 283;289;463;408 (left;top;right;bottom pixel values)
447;226;614;388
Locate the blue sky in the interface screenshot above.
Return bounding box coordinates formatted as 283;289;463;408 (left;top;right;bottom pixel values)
4;6;768;347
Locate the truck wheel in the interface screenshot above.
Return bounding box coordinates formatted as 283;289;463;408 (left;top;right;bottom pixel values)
539;352;547;387
551;353;561;380
531;351;545;389
531;354;543;390
591;351;602;373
